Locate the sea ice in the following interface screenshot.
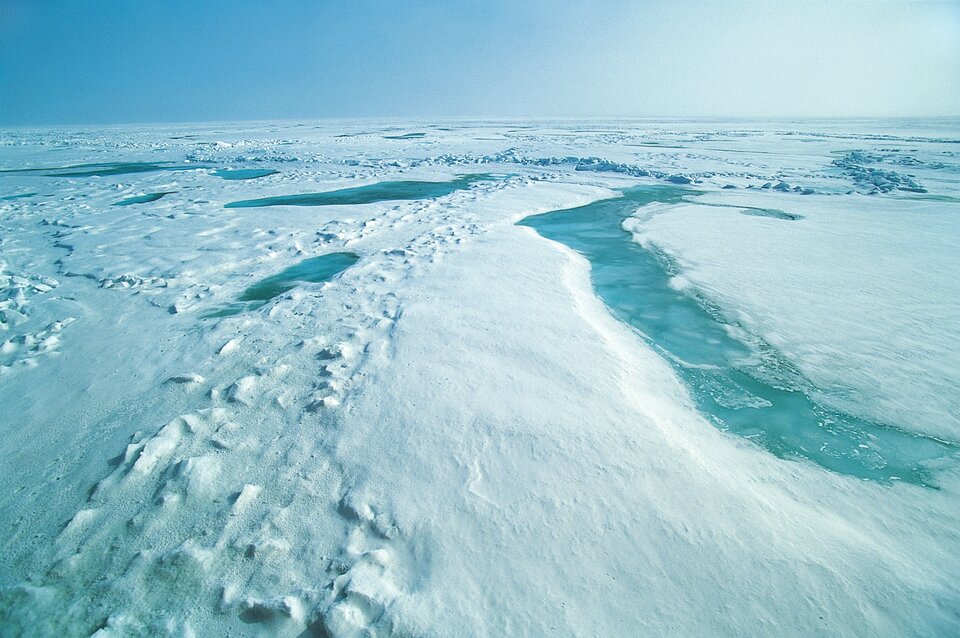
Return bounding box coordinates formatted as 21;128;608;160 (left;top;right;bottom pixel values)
1;119;958;636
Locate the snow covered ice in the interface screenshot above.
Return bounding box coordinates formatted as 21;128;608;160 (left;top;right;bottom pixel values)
1;119;960;636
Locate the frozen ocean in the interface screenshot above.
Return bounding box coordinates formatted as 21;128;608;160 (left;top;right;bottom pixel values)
1;119;959;636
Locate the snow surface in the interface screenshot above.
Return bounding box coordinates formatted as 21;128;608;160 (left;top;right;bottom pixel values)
0;119;959;636
626;192;960;442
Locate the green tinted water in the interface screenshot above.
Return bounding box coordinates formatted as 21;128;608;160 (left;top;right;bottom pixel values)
113;192;174;206
520;186;954;486
213;169;279;180
224;175;490;208
0;162;198;178
206;252;359;318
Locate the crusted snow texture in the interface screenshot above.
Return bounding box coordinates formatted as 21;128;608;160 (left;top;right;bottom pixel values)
1;120;959;637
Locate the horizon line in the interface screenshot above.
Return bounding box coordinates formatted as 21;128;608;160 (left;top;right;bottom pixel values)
4;114;960;129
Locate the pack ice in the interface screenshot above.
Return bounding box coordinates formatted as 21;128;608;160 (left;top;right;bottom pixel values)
0;119;958;636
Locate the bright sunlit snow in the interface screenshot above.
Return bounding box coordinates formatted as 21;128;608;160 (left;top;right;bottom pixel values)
1;119;959;636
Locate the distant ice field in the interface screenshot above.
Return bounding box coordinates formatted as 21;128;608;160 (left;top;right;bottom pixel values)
1;119;958;636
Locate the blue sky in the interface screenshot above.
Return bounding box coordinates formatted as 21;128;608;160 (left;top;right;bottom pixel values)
1;0;958;124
